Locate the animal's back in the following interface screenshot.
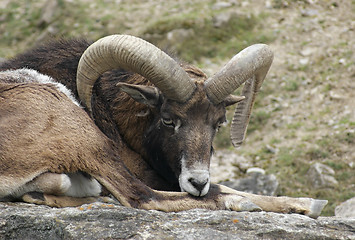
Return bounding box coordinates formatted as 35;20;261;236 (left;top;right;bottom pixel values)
0;81;113;174
0;39;92;96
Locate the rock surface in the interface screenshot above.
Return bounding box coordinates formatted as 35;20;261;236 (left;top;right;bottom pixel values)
0;202;354;240
335;197;355;219
210;150;253;183
220;167;279;196
307;163;339;189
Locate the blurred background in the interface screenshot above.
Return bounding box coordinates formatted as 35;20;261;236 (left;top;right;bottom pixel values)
1;0;354;216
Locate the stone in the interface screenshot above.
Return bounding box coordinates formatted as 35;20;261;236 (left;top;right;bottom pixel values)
301;8;319;17
38;0;60;26
211;1;233;10
307;163;338;188
220;167;279;196
335;197;355;218
300;47;316;57
212;11;238;28
210;150;253;183
339;58;346;65
330;90;345;100
0;202;354;239
299;58;309;65
166;28;195;46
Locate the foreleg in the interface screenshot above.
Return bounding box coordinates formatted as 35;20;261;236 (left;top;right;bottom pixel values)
213;184;328;218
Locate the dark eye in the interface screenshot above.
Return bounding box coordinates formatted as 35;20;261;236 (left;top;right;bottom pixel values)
216;119;227;132
162;118;175;127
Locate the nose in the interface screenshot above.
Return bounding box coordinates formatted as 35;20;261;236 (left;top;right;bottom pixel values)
188;177;208;192
179;169;210;196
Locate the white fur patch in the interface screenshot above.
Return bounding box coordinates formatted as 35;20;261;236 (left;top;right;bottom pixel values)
60;174;72;193
63;172;102;197
178;156;210;197
174;119;182;133
0;68;81;107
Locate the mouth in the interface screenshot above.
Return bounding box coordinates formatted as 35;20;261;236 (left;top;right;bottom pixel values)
178;155;211;196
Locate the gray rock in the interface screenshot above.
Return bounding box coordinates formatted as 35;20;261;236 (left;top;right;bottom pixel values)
299;57;310;65
300;47;317;57
38;0;60;26
220;167;279;196
301;8;319;17
212;1;233;10
307;163;338;188
0;202;354;239
166;28;195;45
213;11;238;28
335;197;355;218
210;150;253;183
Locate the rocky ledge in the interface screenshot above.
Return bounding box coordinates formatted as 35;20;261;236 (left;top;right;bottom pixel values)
0;202;354;240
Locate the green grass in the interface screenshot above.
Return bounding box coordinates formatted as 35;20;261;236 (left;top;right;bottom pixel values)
284;79;300;91
1;0;274;61
0;0;129;57
247;110;272;134
143;12;274;62
1;2;43;56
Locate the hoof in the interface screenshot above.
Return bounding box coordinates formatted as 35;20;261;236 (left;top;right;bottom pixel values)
239;199;262;212
308;199;328;219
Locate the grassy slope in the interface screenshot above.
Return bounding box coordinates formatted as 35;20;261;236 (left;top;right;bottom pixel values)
1;0;354;216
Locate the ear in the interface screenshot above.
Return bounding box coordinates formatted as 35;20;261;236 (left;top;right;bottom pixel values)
116;82;161;108
224;95;245;107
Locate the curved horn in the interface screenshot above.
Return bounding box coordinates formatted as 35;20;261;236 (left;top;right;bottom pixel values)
204;44;273;147
76;34;196;111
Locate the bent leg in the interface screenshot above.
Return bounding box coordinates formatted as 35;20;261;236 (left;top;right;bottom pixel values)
22;192;98;207
25;172;71;195
15;172;104;207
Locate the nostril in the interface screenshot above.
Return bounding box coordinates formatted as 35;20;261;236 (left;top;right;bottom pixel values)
188;178;208;192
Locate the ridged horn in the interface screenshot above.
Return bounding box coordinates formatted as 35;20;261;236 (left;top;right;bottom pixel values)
76;34;196;111
204;44;273;147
